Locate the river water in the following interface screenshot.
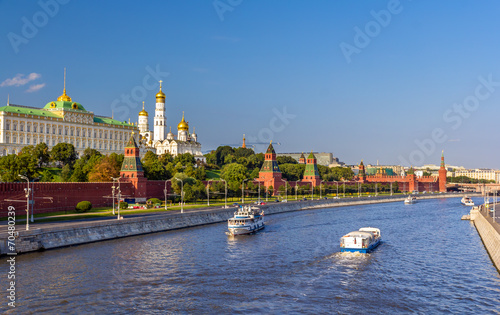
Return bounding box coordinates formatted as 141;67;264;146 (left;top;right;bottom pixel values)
2;197;500;314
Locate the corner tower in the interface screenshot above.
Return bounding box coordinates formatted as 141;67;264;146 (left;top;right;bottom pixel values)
154;80;167;142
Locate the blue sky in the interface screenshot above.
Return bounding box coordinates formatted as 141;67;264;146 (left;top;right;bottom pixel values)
1;0;500;168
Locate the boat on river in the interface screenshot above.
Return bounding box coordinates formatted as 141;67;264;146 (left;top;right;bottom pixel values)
227;205;264;235
461;196;474;206
404;195;417;204
340;227;381;253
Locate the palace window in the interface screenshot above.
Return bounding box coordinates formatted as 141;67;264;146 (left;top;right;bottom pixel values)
27;125;31;132
70;129;73;136
5;121;10;130
5;135;9;143
94;131;97;138
27;137;30;144
65;128;68;136
59;128;62;135
76;129;80;137
99;131;102;139
20;137;23;144
52;139;55;146
13;123;16;131
33;138;37;145
20;124;24;131
12;136;16;144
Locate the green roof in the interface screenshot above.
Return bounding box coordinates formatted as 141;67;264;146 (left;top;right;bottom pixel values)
43;100;87;111
0;105;61;118
125;133;139;148
307;152;316;159
94;116;133;127
266;142;276;154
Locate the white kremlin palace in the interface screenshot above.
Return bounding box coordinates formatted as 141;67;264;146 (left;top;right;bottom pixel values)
0;73;204;161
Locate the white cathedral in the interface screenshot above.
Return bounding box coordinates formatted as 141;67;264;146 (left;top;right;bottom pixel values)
137;81;205;162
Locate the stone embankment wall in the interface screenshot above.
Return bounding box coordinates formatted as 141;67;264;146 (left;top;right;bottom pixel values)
471;207;500;272
1;193;463;256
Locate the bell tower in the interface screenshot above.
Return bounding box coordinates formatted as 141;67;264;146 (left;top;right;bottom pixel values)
154;80;167;142
439;150;447;192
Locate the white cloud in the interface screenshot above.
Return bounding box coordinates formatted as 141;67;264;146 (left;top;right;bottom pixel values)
25;83;46;93
1;73;41;87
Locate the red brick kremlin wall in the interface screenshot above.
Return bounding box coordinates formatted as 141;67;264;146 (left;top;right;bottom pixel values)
0;182;134;217
0;180;172;217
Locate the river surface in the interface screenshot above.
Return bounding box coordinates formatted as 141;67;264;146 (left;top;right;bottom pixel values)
2;197;500;314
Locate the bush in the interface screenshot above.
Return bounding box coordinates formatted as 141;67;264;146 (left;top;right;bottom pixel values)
75;201;92;213
147;198;162;207
119;201;128;209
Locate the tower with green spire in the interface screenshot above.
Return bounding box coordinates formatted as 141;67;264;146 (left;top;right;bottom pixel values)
302;151;321;186
258;141;284;194
120;133;147;201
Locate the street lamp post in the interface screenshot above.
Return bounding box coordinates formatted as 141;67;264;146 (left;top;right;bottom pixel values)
220;179;227;208
242;179;249;204
390;182;393;196
257;182;261;204
112;177;121;220
283;180;288;201
164;179;171;210
207;180;213;206
176;179;184;213
375;183;378;197
18;175;30;231
295;181;298;200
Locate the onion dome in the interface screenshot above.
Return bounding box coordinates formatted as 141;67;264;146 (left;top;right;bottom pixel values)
156;80;165;102
177;111;189;131
167;126;174;140
139;101;148;116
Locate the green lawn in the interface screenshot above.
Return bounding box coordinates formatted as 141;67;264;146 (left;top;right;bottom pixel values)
206;169;221;179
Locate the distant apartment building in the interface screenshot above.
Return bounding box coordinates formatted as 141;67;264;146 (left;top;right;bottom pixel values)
453;169;500;183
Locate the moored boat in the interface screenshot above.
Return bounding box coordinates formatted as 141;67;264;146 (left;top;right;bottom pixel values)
340;227;381;253
404;195;417;204
461;196;474;206
227;205;264;235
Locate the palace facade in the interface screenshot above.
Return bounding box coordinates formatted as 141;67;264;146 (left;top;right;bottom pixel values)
0;76;137;157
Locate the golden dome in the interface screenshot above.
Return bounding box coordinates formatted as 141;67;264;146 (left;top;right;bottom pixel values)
139;101;148;116
156;80;165;101
177;111;189;131
57;89;72;102
57;68;72;102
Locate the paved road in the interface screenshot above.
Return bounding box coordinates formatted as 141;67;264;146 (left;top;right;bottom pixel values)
0;205;241;235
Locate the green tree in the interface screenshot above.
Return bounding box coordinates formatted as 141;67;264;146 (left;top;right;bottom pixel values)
142;151;167;180
34;142;50;167
51;143;77;166
220;163;248;183
280;164;306;181
277;156;297;164
173;153;195;167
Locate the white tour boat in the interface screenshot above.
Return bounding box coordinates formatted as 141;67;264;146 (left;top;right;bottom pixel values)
340;227;381;253
227;205;264;235
461;196;474;206
404;195;417;204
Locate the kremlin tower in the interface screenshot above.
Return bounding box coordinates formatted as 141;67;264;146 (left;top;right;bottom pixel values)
439;151;447;192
